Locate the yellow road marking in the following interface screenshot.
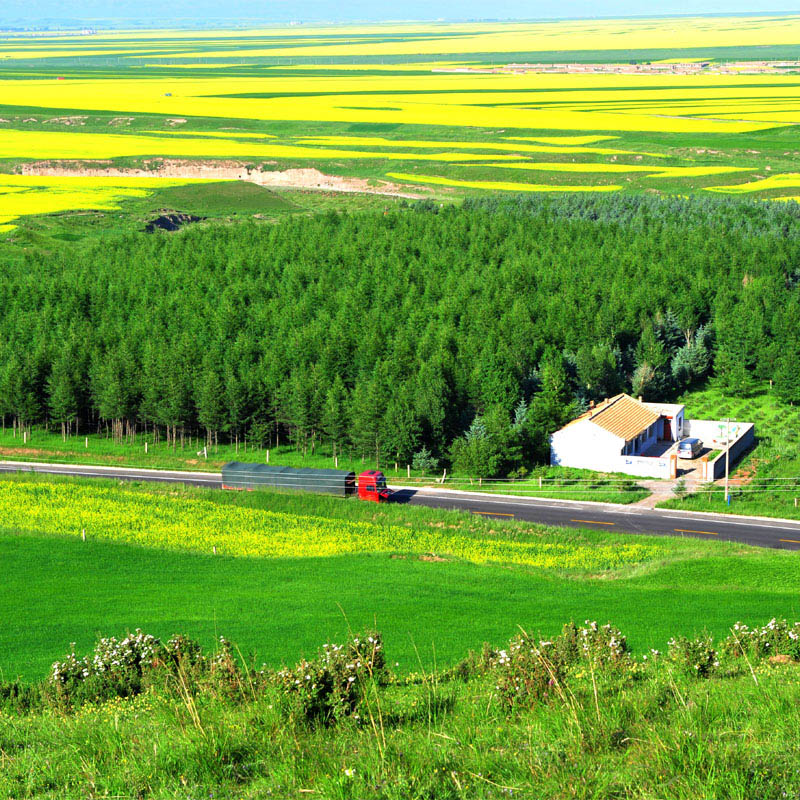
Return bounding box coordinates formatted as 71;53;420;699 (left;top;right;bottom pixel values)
472;510;514;517
779;538;800;544
675;528;718;536
571;519;615;525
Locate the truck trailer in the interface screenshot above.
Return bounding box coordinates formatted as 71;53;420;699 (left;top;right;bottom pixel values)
221;463;391;502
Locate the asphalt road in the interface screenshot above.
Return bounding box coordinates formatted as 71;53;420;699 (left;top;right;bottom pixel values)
2;460;800;551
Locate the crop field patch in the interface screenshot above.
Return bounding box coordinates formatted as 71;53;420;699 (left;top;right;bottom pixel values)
0;174;222;230
1;18;800;218
0;479;660;571
386;172;622;192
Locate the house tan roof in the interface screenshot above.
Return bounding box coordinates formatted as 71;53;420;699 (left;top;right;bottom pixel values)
567;394;661;442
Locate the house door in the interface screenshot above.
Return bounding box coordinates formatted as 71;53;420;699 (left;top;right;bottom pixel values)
662;418;672;440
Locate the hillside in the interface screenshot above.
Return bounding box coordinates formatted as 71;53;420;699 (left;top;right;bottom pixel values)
1;194;799;486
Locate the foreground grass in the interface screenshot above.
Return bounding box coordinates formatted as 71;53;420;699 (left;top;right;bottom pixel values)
1;474;798;681
1;627;799;799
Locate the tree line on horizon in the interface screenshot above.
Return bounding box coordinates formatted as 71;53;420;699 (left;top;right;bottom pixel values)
0;193;798;476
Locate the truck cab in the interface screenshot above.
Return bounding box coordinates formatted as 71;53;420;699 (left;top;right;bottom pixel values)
357;470;391;502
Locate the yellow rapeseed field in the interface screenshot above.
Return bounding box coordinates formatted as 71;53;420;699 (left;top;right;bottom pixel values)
0;129;522;163
386;172;621;192
0;175;217;230
126;17;800;59
0;480;661;572
0;73;782;134
483;162;750;178
0;17;796;206
4;17;799;52
706;173;800;193
294;135;659;157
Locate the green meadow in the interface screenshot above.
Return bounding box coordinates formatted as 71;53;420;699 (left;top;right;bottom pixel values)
1;475;798;682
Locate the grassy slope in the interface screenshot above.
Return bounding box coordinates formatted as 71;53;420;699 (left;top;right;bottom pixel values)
4;660;800;799
660;383;800;520
1;475;798;682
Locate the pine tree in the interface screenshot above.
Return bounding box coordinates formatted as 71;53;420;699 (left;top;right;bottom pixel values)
321;375;349;461
48;351;78;440
196;366;226;449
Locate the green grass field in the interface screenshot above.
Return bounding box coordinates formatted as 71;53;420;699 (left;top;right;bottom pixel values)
1;474;798;682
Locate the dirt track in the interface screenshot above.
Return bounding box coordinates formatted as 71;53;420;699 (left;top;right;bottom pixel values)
18;159;427;199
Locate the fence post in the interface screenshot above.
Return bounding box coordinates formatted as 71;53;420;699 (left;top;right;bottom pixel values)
407;464;410;478
539;476;543;488
266;449;270;463
85;437;88;449
145;441;148;454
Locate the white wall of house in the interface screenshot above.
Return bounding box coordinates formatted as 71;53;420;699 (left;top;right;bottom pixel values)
551;418;674;478
643;403;685;441
609;454;673;479
550;418;624;470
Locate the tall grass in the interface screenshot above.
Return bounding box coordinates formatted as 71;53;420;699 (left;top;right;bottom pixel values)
1;622;799;799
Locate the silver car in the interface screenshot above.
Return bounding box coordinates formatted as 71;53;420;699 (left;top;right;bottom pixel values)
677;438;702;459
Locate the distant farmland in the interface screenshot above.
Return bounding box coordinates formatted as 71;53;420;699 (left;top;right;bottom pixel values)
3;15;800;229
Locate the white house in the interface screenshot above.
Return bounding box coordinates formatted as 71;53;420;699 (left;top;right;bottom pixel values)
550;394;686;478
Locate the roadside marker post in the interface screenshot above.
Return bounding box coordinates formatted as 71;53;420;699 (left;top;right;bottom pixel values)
724;417;731;505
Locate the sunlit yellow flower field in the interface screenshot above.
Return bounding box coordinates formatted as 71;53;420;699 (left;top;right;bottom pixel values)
1;15;800;222
0;481;661;571
0;175;219;230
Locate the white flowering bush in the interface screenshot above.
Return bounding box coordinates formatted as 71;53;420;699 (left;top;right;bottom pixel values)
47;630;243;707
723;619;800;662
557;621;631;668
493;632;565;710
49;630;164;705
274;630;386;725
667;634;719;678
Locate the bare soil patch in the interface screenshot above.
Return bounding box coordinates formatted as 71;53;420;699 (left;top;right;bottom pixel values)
18;160;426;199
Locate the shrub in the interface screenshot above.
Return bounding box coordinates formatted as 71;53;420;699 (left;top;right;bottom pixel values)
672;479;688;500
446;642;500;681
0;679;42;714
723;618;800;662
411;446;438;474
667;634;718;677
492;631;565;710
557;621;631;668
46;630;242;707
274;630;386;725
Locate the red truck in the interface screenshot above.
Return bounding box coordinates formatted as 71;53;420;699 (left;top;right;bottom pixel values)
222;463;392;502
356;469;392;502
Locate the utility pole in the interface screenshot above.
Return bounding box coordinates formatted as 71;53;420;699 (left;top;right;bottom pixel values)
724;417;731;505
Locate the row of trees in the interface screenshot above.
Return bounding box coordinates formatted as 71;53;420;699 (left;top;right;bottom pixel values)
1;194;799;473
